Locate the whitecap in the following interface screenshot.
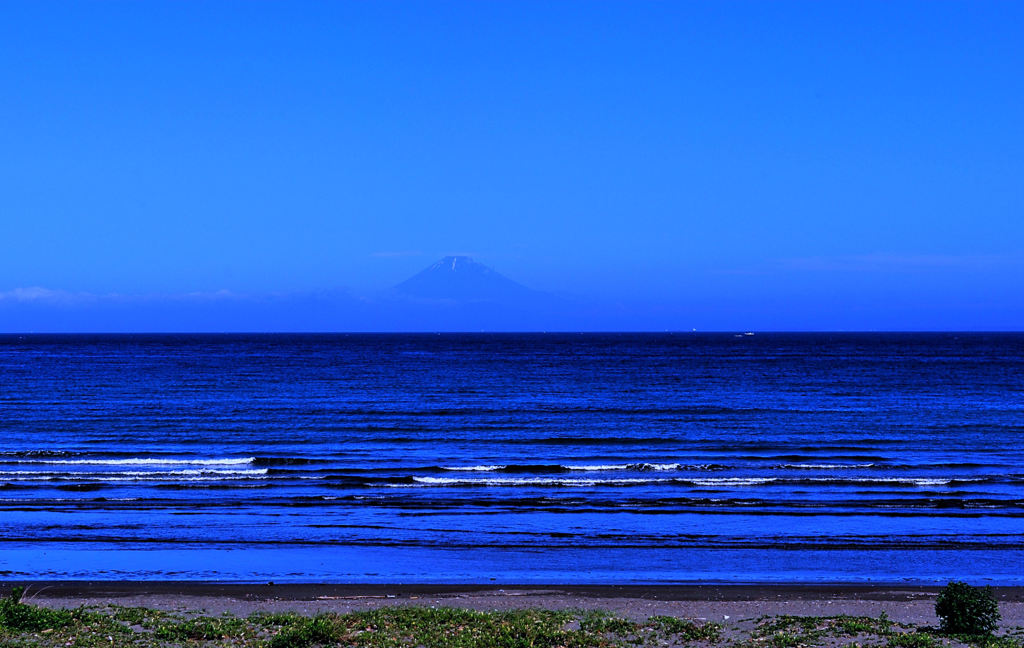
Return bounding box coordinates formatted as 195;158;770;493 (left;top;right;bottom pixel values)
13;457;256;466
781;463;875;469
406;476;668;487
441;465;505;472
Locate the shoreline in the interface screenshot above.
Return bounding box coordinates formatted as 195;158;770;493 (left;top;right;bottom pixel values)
6;582;1024;601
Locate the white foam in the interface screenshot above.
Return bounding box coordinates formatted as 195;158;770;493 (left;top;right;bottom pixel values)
790;477;986;486
565;463;683;471
688;477;777;486
441;462;689;472
397;475;977;488
442;465;505;472
2;475;268;482
850;477;957;486
0;468;267;478
11;457;256;466
407;476;668;487
906;479;953;486
691;476;975;487
782;463;875;469
563;464;626;471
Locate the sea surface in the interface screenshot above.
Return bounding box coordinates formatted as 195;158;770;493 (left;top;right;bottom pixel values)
1;333;1022;584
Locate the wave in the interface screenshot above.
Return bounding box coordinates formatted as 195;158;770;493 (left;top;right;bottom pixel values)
887;462;995;470
406;476;672;487
0;468;266;476
686;477;994;487
731;454;891;463
153;481;273;489
5;457;256;467
0;450;109;458
395;475;997;488
0;469;268;482
409;476;783;488
31;475;269;483
685;478;777;486
252;457;327;466
439;462;721;473
0;453;341;469
443;465;506;472
780;463;875;469
270;461;1004;477
0;450;212;459
565;463;689;471
1;471;1000;489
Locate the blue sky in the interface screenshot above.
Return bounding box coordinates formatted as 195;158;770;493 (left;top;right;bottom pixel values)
1;1;1022;330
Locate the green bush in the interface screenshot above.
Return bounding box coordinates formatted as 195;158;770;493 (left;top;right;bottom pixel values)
934;581;1000;635
0;587;78;632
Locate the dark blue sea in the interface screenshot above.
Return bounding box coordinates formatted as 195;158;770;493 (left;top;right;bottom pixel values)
1;333;1022;584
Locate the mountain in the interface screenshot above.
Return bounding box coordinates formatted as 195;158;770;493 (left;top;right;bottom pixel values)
1;257;609;332
392;256;538;303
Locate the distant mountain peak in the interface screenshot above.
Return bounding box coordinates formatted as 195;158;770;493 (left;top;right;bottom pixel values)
393;256;535;303
430;255;484;272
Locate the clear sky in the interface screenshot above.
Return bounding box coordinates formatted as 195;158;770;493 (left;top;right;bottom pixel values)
1;1;1022;330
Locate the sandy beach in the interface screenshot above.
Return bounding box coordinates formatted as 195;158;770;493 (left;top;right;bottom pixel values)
8;583;1024;626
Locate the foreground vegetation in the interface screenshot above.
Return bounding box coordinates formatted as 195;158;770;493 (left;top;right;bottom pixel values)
1;590;1022;648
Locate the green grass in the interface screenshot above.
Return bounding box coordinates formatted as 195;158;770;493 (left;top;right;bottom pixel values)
329;607;596;648
151;614;251;641
0;590;133;648
649;615;722;641
0;587;82;632
1;592;1022;648
747;612;914;648
580;610;641;636
830;614;897;637
888;632;942;648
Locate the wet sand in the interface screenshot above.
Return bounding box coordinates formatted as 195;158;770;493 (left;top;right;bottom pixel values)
6;583;1024;626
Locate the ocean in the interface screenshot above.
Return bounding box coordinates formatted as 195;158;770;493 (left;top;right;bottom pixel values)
1;333;1021;584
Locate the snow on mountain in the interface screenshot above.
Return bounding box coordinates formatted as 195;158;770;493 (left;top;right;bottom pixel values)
393;256;538;303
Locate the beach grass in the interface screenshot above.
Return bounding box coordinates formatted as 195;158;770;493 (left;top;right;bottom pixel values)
1;598;1023;648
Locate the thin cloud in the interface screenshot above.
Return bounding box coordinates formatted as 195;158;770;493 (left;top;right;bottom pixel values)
0;287;95;304
173;289;240;301
778;253;1021;272
370;251;423;258
0;287;244;305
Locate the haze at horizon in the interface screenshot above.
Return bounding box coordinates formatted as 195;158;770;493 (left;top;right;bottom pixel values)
2;1;1022;331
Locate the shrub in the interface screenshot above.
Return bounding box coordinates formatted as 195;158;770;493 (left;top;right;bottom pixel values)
0;587;78;632
935;581;1000;635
